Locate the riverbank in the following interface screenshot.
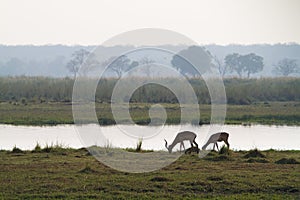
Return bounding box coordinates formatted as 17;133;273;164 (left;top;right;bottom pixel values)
0;147;299;199
0;101;300;126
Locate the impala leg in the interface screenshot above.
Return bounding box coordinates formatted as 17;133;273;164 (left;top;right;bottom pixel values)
216;143;219;151
182;142;185;151
213;143;215;151
193;140;199;148
225;140;230;149
179;142;183;152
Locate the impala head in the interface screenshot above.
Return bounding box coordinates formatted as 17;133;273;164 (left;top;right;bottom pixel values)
164;139;172;153
202;144;208;150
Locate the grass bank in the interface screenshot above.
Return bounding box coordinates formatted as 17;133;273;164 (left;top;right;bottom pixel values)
0;101;300;126
0;147;299;199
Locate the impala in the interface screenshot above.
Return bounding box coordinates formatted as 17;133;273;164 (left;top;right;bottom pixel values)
165;131;198;153
202;132;230;151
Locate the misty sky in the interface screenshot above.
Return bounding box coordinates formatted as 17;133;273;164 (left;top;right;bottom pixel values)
0;0;299;45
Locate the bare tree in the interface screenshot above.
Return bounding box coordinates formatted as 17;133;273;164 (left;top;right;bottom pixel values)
139;57;155;77
66;49;91;78
104;55;139;78
212;55;227;77
273;58;299;76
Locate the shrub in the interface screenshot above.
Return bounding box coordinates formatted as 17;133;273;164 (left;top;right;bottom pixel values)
275;158;299;164
41;143;53;153
79;164;96;173
20;98;27;105
244;149;266;158
11;146;23;153
219;145;230;155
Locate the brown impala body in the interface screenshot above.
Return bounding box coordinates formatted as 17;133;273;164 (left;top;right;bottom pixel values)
202;132;230;151
165;131;198;153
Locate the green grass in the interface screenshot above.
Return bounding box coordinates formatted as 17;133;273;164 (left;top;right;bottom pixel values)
0;101;300;126
0;148;299;199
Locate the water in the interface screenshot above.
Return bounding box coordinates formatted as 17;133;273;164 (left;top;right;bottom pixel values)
0;124;299;151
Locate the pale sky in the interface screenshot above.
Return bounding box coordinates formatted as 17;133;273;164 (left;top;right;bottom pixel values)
0;0;300;45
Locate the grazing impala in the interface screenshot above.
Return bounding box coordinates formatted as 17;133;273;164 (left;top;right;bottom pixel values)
202;132;230;151
165;131;198;153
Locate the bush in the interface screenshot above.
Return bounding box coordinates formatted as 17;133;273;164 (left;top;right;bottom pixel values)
244;149;266;158
20;98;27;105
11;146;23;153
41;144;53;153
219;145;230;155
275;158;299;164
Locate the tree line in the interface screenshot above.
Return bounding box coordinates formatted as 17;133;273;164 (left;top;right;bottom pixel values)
66;47;300;79
0;76;299;104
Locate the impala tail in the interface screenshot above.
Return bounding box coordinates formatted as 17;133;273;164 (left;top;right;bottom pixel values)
164;139;168;149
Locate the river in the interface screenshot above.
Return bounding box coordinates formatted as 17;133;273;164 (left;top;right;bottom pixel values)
0;124;299;151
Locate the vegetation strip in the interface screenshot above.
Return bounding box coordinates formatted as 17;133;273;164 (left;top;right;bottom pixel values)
0;101;300;126
0;147;299;199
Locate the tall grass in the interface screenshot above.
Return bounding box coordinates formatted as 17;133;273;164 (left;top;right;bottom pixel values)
1;77;299;104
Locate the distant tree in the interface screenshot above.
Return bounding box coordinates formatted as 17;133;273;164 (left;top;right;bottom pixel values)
273;58;299;76
225;53;264;78
139;57;155;77
241;53;264;78
105;55;139;78
171;46;212;77
225;53;242;77
66;49;98;78
2;57;26;76
212;55;227;77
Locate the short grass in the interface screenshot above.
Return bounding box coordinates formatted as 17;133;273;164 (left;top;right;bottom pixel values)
0;148;299;199
0;101;300;126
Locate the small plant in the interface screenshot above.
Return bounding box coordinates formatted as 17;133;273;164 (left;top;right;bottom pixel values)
219;145;230;155
104;140;113;154
136;138;143;152
20;98;27;105
11;145;23;153
185;146;200;154
42;143;53;153
79;163;96;173
32;142;42;153
244;148;266;158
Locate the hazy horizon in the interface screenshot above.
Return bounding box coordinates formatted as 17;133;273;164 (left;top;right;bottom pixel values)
1;42;300;47
1;0;300;45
